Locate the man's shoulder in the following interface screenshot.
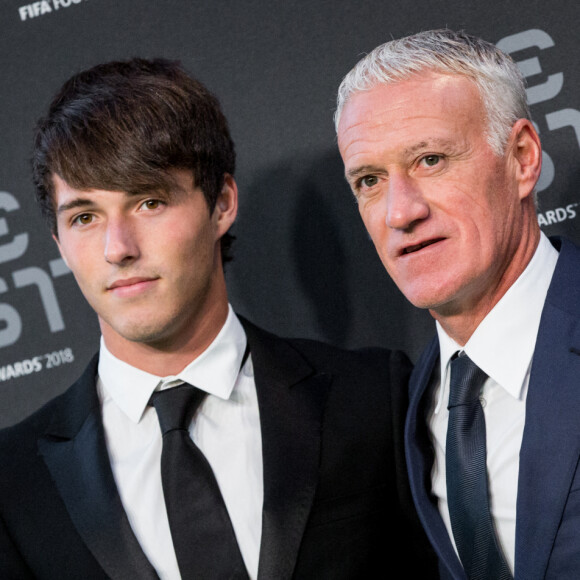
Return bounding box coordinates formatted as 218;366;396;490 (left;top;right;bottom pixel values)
546;236;580;315
239;314;412;384
0;394;63;489
0;353;99;464
0;389;66;450
550;235;580;271
287;335;410;375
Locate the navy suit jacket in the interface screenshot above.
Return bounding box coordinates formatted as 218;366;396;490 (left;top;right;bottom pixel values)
406;237;580;579
0;318;436;579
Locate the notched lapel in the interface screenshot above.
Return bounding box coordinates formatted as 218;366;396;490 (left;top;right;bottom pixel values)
242;319;331;580
38;355;158;580
406;339;466;579
516;306;580;580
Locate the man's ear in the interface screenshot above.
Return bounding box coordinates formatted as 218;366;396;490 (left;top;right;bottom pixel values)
509;119;542;201
214;174;238;238
52;233;70;268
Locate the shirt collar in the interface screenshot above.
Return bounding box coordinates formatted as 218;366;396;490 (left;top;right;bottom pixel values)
98;304;247;423
435;233;558;411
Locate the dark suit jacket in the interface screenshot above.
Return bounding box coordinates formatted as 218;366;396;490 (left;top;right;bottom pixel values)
0;318;435;579
406;237;580;579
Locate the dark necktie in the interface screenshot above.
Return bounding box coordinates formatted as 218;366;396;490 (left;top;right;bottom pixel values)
150;384;249;580
446;353;513;580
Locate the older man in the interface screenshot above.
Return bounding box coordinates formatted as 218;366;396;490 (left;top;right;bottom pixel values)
337;29;580;579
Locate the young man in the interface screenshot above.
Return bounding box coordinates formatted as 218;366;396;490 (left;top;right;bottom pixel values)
337;29;580;579
0;58;434;579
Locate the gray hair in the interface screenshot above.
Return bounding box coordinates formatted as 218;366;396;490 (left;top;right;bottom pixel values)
335;29;530;155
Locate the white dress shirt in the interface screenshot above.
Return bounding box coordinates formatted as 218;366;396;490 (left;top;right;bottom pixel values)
96;306;263;580
429;233;558;574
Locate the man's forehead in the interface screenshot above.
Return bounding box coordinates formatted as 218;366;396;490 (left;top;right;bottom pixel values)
338;73;481;145
52;174;126;205
51;169;194;204
343;71;479;116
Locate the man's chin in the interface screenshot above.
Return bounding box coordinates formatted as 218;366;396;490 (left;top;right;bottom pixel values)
392;282;438;311
100;316;179;349
400;289;456;314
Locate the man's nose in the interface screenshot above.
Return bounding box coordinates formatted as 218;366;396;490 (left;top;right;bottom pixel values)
385;173;430;231
104;218;140;265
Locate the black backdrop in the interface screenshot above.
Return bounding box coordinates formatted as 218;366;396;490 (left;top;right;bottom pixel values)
1;0;578;426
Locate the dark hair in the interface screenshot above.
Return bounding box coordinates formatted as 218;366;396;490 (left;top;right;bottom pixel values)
32;57;235;262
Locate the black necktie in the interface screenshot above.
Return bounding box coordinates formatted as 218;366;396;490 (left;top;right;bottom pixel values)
446;353;513;580
150;384;249;580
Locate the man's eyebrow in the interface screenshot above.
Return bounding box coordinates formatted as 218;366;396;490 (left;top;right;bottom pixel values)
127;182;183;200
403;138;457;156
345;139;459;180
346;164;384;180
56;198;97;215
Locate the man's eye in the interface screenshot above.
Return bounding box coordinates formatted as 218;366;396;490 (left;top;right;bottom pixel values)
422;155;441;167
74;214;93;225
141;199;161;210
361;176;378;188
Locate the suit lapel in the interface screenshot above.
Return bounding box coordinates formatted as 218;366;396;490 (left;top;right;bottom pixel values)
241;319;330;580
38;354;159;580
405;338;466;579
515;238;580;580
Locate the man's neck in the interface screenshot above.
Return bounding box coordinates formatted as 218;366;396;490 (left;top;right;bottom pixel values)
432;227;541;346
100;299;230;376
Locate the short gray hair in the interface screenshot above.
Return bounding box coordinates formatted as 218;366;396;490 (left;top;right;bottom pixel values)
335;29;530;155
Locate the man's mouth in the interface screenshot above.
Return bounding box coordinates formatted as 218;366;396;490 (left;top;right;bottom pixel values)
107;276;159;292
401;238;445;255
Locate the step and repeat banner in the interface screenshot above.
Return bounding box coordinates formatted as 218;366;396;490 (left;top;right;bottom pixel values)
0;0;578;426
